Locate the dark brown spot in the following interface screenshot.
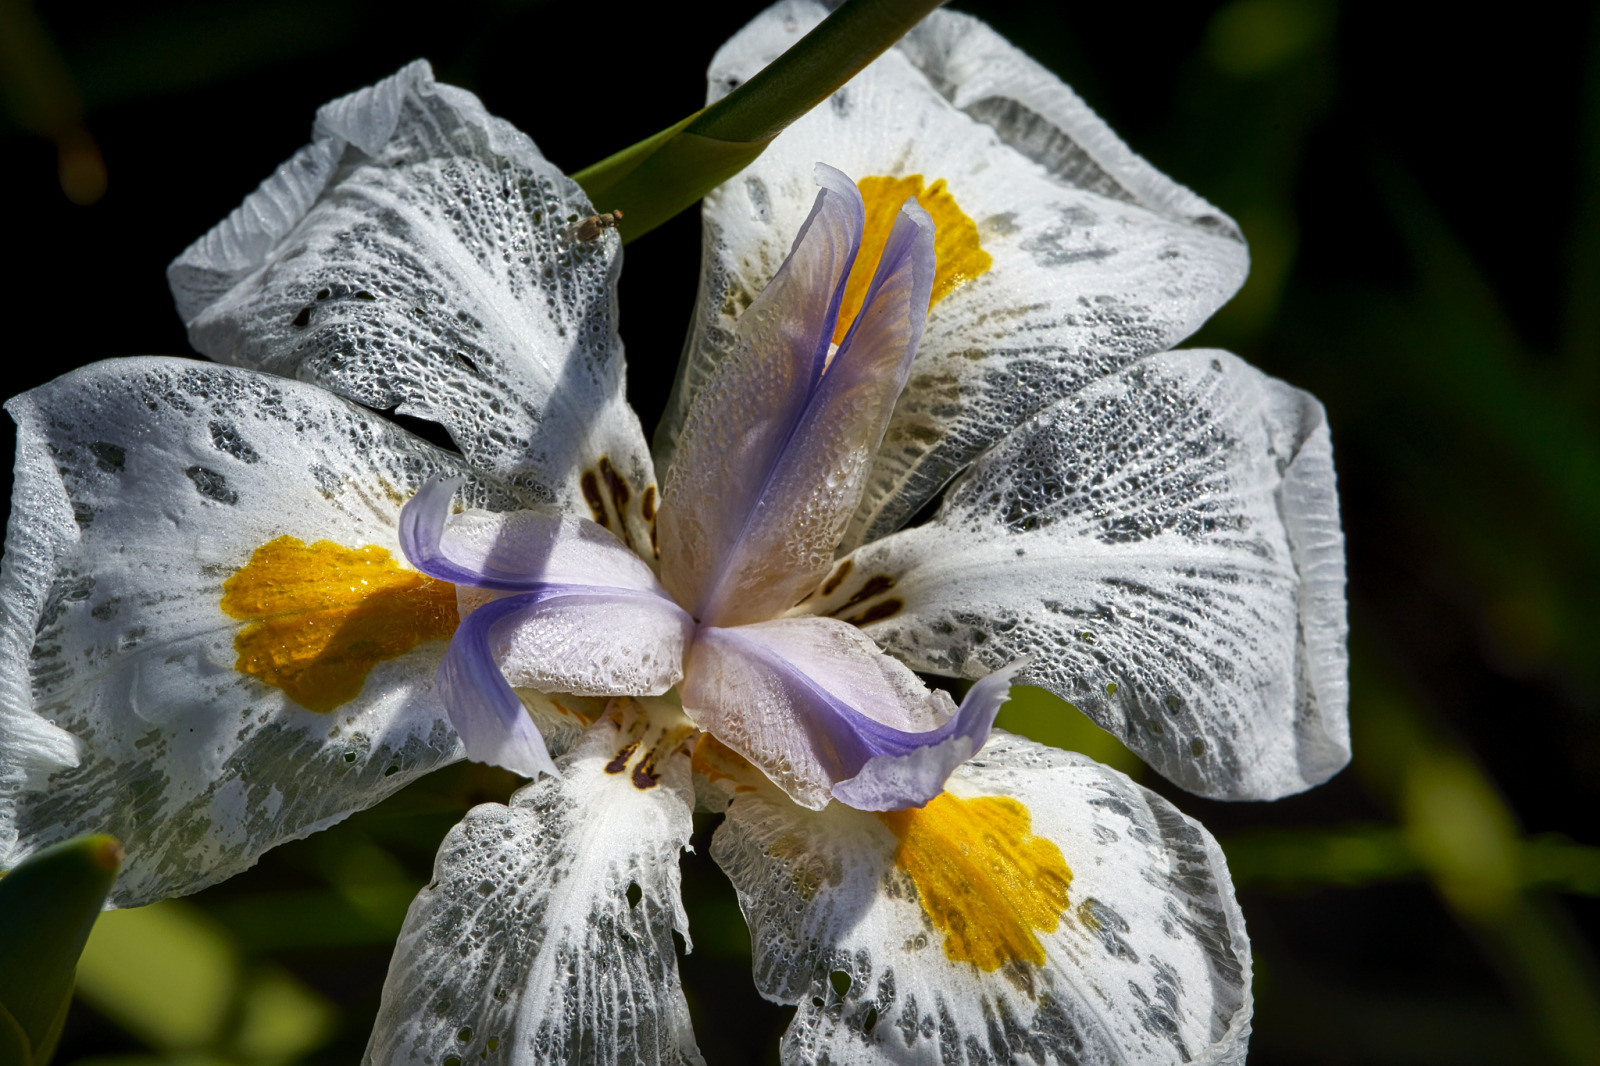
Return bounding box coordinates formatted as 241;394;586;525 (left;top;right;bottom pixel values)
640;485;657;522
291;307;311;328
599;457;630;507
604;741;637;775
631;755;660;790
821;559;854;597
580;470;609;528
846;598;903;626
830;574;896;616
598;458;634;550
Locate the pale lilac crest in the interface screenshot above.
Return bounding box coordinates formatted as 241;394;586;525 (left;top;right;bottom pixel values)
657;164;865;622
400;475;660;592
658;166;936;629
438;581;692;779
680;618;1012;810
830;195;935;367
438;592;564;779
399;476;525;588
484;587;693;697
830;661;1021;810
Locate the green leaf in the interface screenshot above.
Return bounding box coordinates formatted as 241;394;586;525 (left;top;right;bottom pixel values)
0;834;122;1065
573;0;944;242
0;1001;36;1066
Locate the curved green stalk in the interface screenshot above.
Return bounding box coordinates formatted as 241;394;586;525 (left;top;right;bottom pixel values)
573;0;945;242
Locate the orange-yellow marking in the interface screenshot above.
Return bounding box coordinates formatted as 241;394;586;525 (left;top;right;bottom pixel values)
832;174;993;346
879;793;1071;971
221;536;458;712
691;733;762;789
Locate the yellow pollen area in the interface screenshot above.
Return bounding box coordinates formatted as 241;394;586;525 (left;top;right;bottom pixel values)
879;793;1072;971
220;535;459;713
831;174;993;347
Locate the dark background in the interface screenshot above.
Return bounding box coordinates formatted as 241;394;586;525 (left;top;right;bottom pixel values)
4;0;1598;1063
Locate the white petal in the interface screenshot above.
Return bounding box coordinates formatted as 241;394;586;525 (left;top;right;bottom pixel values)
367;698;702;1066
897;10;1239;230
658;1;1248;550
513;689;606;762
487;588;693;698
169;60;656;549
0;358;533;905
711;731;1252;1066
807;350;1348;801
441;508;666;594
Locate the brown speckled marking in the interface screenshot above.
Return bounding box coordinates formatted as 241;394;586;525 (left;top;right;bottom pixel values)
821;559;854;596
631;755;661;790
600;458;635;551
829;574;896;617
846;598;904;627
641;486;660;557
602;702;697;791
599;457;630;506
604;741;638;775
581;470;609;529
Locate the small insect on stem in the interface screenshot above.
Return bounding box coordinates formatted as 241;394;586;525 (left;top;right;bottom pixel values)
567;209;624;242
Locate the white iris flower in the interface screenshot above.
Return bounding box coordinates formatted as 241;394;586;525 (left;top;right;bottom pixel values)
0;4;1348;1064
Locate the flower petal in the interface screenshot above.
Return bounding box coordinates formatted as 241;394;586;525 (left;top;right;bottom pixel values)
169;60;656;547
660;2;1248;552
681;617;1005;811
403;477;664;594
436;593;561;780
710;731;1252;1065
0;358;530;906
830;663;1020;812
367;698;703;1066
658;166;933;626
441;576;691;726
807;349;1348;801
898;9;1237;230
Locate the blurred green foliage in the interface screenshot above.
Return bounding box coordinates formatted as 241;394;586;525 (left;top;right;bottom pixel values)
71;901;334;1065
0;835;121;1066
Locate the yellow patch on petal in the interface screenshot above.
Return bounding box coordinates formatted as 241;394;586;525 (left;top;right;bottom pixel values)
221;536;458;712
831;174;993;346
880;793;1071;971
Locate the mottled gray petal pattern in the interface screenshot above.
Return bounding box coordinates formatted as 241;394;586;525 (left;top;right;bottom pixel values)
807;350;1348;800
897;9;1243;233
367;699;702;1066
0;358;532;905
711;731;1252;1065
656;1;1248;552
170;60;655;547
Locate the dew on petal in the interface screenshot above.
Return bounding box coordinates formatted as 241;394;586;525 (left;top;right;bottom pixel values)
221;535;458;711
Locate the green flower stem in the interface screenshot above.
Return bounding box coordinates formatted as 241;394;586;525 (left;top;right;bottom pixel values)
574;0;946;242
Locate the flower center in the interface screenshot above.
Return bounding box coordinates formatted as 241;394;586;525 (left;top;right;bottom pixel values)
879;793;1072;971
221;535;458;712
830;174;992;347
